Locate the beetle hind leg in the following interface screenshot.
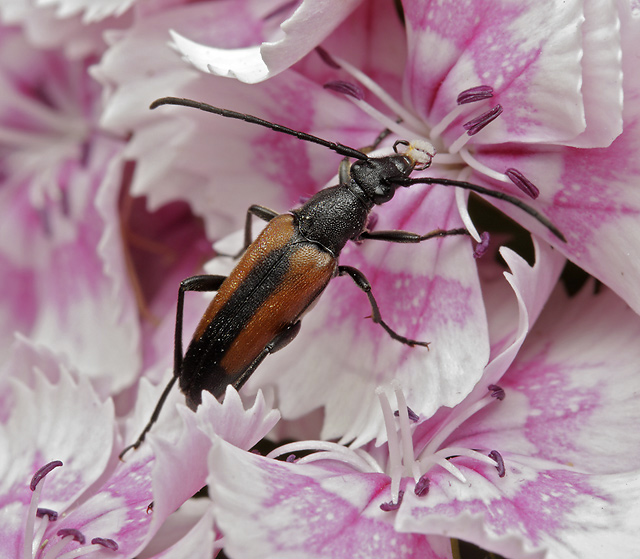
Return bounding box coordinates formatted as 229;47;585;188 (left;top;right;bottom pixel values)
219;204;280;258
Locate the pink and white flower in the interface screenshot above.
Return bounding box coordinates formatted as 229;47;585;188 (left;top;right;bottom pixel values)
205;252;640;559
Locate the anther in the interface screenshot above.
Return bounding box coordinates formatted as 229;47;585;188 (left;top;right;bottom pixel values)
488;450;506;477
473;232;490;259
457;86;494;105
36;508;58;521
488;384;505;401
380;490;404;511
414;475;430;497
315;46;341;69
57;528;85;544
324;80;364;101
30;461;63;490
505;168;540;199
394;406;419;422
286;454;297;463
463;105;503;136
92;537;119;551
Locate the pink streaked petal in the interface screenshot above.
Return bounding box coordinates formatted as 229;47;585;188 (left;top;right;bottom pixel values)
405;0;590;144
2;357;115;509
481;240;565;382
208;438;448;559
47;449;155;556
0;349;115;554
563;0;623;148
485;287;640;472
121;382;278;547
21;141;141;395
195;387;281;448
397;462;640;559
97;9;380;239
241;186;489;446
142;503;217;559
428;286;640;512
36;0;133;23
0;3;131;58
475;111;640;313
172;0;364;84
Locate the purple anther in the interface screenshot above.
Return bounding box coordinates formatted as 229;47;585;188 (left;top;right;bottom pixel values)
414;475;430;497
505;168;540;199
315;46;341;69
457;85;494;105
30;461;63;490
57;528;86;544
323;80;364;101
489;450;506;478
394;406;419;422
473;231;490;259
463;105;503;136
286;454;297;463
380;490;404;511
92;537;119;551
36;508;59;521
488;384;505;401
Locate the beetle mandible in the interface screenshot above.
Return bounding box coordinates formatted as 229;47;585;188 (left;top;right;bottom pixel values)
120;96;565;458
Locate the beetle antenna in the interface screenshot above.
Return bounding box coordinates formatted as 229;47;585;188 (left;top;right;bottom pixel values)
392;176;566;242
151;97;370;161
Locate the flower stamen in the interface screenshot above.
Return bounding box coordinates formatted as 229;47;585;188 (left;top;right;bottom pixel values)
267;440;374;472
317;48;419;127
377;386;403;504
25;462;63;559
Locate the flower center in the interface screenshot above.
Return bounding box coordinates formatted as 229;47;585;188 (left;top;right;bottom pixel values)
316;47;541;207
266;382;506;511
25;462;119;559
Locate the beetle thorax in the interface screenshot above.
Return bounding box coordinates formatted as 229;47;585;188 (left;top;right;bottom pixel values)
292;185;370;256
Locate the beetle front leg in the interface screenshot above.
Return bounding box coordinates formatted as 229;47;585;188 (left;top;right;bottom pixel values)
358;228;469;243
338;265;430;348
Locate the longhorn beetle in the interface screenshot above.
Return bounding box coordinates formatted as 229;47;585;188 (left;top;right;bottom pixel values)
120;96;565;458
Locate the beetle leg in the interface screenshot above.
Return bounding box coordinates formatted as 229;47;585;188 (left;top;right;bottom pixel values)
236;204;280;256
358;228;469;243
232;321;302;392
175;275;228;373
119;274;228;460
338;265;430;348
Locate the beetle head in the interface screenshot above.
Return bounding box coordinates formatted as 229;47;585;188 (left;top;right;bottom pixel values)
349;139;435;205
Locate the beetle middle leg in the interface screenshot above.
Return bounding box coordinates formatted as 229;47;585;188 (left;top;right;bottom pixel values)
358;228;470;243
338;265;430;348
